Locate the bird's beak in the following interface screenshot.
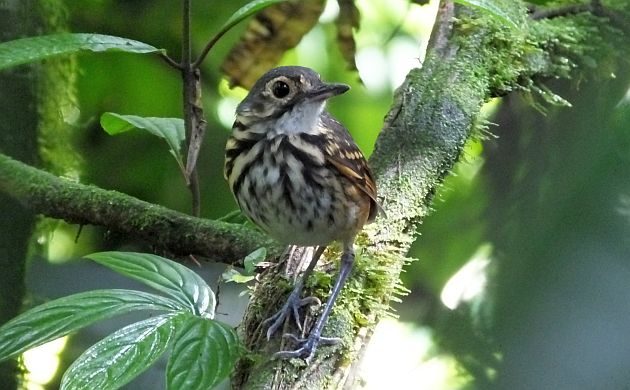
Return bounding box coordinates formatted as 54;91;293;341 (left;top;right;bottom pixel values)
307;82;350;101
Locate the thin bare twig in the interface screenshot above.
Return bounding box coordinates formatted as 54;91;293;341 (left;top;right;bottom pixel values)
180;0;204;217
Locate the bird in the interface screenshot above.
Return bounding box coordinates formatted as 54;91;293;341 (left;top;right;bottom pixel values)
224;66;379;361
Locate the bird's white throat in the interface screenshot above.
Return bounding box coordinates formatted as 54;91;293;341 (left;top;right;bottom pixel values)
267;100;325;137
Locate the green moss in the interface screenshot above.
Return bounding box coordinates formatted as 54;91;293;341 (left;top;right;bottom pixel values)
450;4;627;102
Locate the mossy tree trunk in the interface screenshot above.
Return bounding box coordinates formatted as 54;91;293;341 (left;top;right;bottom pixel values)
0;3;38;386
0;0;78;387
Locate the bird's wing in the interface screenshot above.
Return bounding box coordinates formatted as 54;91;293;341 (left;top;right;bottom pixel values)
320;112;383;222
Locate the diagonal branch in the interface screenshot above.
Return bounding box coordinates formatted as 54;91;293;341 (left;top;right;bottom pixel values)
181;0;205;217
0;153;280;264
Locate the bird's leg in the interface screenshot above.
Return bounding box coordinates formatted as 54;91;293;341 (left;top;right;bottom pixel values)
262;246;326;340
274;242;355;363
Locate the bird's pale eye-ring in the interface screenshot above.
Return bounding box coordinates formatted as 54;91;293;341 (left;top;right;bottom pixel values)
271;80;291;99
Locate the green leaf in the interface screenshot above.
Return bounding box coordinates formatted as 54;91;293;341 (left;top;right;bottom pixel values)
61;313;180;390
100;113;186;170
220;0;287;34
244;247;267;274
0;289;179;361
0;33;162;70
86;252;216;318
454;0;519;28
221;267;255;284
166;314;241;390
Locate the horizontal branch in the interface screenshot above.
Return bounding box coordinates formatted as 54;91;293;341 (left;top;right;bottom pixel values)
0;153;279;264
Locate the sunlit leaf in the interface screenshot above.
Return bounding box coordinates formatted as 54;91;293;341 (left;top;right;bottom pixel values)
60;313;180;390
166;314;241;390
0;289;179;361
222;267;255;284
86;252;215;318
100;113;185;170
0;33;161;70
454;0;519;28
244;247;266;274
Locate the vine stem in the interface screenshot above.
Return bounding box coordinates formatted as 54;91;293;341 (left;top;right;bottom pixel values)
181;0;203;217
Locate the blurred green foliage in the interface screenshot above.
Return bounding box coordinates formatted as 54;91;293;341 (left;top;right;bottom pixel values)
405;52;630;390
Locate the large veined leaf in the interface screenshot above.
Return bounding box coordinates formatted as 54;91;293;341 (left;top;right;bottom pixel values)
0;289;180;361
454;0;519;28
166;314;241;390
0;33;161;70
100;113;186;171
61;313;180;390
86;252;215;318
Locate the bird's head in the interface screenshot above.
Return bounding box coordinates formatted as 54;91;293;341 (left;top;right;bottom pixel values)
235;66;349;134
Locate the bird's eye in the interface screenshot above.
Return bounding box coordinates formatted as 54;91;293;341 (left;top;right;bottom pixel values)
272;80;291;98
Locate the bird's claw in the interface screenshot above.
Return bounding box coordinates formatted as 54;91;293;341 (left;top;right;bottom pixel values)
261;294;321;340
273;333;342;363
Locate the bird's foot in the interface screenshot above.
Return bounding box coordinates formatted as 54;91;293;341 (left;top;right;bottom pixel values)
261;292;321;340
273;332;341;363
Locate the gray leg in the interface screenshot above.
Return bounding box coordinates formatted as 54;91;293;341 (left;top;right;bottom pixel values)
274;243;355;362
262;246;326;339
